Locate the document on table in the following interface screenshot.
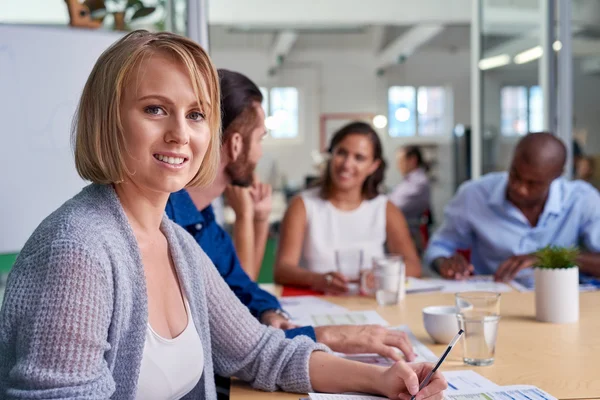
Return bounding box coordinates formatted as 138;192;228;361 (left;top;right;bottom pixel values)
406;277;445;293
305;385;555;400
286;306;390;328
444;385;557;400
279;296;349;323
443;370;499;392
420;277;512;294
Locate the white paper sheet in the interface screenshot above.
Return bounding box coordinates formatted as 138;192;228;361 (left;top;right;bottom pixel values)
444;385;557;400
443;370;499;392
307;386;555;400
291;309;390;328
420;277;512;294
406;277;445;294
279;296;349;323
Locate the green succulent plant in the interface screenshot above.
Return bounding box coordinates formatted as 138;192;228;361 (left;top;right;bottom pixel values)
534;246;579;269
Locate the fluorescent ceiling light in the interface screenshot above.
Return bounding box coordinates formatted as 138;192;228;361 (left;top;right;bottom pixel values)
478;54;511;70
514;46;543;64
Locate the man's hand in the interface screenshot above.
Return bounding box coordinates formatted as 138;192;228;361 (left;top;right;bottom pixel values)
260;310;298;330
436;254;474;280
312;272;349;295
494;254;537;282
250;180;273;222
315;325;417;362
224;184;254;219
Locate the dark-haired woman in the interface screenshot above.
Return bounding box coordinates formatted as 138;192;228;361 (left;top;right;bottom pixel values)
274;122;421;294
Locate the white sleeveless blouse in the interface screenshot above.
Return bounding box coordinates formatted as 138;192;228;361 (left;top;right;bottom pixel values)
300;188;387;279
136;298;204;400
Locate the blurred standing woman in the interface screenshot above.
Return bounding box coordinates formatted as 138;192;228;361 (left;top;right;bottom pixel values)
0;32;445;400
275;122;421;295
389;145;431;252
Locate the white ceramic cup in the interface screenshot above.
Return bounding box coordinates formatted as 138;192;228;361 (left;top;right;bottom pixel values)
422;305;460;344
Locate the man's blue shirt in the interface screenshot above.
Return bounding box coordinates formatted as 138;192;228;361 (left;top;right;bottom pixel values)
166;189;316;340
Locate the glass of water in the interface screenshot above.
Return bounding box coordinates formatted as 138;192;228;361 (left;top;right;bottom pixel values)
360;255;405;305
334;248;364;281
455;291;501;366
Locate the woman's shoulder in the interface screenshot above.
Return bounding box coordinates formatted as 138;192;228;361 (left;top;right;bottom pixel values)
366;193;390;208
299;187;321;202
20;184;123;255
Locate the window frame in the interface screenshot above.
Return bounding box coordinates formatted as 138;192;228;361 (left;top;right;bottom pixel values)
387;85;453;138
500;85;543;137
259;85;303;145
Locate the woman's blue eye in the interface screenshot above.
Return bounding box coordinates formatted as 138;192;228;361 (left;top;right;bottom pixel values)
145;106;164;115
188;111;206;121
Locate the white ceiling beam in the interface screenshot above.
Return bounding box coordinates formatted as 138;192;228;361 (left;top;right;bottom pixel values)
267;30;298;76
371;26;387;55
209;0;470;27
375;24;444;72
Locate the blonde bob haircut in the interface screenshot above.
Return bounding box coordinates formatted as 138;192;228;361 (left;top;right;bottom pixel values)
73;30;221;187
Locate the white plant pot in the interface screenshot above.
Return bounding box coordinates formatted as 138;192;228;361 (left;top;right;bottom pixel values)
534;267;579;323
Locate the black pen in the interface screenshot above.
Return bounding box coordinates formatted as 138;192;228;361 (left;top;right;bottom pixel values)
410;329;464;400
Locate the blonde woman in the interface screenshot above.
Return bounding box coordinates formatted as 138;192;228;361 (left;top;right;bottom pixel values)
0;31;445;399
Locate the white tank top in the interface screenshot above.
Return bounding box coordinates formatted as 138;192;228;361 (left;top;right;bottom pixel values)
136;298;204;400
300;188;387;279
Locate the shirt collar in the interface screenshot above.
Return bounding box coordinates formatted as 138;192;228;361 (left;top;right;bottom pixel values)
487;173;563;216
542;179;563;215
167;189;206;228
488;173;509;208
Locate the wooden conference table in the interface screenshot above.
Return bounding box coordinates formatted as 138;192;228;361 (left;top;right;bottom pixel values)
231;290;600;400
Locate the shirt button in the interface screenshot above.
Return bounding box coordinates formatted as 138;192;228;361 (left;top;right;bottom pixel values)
195;223;203;230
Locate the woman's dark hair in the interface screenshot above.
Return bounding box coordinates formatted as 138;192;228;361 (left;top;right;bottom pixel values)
320;121;386;200
402;145;429;172
218;69;263;142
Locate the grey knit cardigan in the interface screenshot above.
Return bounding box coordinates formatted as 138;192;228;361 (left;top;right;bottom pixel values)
0;184;327;399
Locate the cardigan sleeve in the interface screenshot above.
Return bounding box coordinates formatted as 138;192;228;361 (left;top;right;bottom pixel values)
0;239;115;399
195;247;330;393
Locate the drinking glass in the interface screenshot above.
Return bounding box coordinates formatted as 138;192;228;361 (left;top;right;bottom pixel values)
360;255;405;305
455;291;501;366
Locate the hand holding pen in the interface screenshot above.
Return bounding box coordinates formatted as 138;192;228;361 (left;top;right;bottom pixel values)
409;329;463;400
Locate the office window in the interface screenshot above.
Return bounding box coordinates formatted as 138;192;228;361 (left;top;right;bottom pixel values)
388;86;450;137
261;86;299;139
528;86;543;133
417;87;447;136
501;85;543;136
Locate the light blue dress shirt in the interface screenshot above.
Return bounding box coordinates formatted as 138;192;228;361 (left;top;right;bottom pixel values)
424;172;600;276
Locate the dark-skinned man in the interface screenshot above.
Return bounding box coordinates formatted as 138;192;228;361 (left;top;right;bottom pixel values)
424;132;600;282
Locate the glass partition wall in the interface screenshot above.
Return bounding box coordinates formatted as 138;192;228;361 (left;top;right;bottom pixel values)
472;0;578;179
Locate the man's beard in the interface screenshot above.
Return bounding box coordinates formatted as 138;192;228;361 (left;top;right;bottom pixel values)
225;154;256;187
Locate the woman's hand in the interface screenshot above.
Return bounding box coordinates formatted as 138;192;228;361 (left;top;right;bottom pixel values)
312;271;349;294
380;362;447;400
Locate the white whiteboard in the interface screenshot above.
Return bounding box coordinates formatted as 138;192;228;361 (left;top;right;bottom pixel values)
0;25;123;253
